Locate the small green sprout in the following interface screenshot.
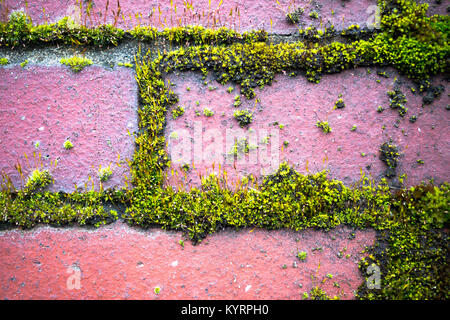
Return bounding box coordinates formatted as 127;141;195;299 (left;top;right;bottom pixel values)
154;287;161;294
195;100;200;106
326;274;333;279
361;152;367;157
117;62;133;68
351;125;357;132
297;250;307;261
316;121;331;133
416;159;424;165
233;95;241;107
63;140;74;150
0;57;8;65
172;105;185;119
334;98;345;109
98;165;113;182
34;141;40;148
233;109;253;127
279;124;285;129
179;239;185;247
181;163;190;172
186;86;191;91
309;10;319;19
261;136;270;144
25;169;53;192
20;59;28;68
228;138;250;157
377;106;384;113
227;86;234;93
286;7;304;24
60;56;93;72
203;108;214;117
283;140;289;147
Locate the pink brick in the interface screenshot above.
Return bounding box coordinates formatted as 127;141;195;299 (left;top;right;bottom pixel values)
0;66;137;192
3;0;446;33
165;68;449;188
0;221;375;299
0;0;380;32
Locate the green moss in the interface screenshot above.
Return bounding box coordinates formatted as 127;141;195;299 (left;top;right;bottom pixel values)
63;140;74;150
387;87;408;117
334;98;346;109
98;166;113;182
0;57;8;65
60;56;93;72
203;108;214;117
24;169;53;192
233;109;253;127
379;140;400;177
172;105;185;119
316;121;332;134
297;250;307;261
286;8;304;24
118;62;133;68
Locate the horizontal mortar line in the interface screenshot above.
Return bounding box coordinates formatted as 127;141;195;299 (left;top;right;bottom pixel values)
0;30;377;68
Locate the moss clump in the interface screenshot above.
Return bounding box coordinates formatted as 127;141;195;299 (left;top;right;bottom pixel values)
203;108;214;117
24;169;53;192
233;95;241;107
172;105;185;119
60;56;93;72
316;121;331;133
98;166;113;182
334;98;346;109
0;57;8;65
63;140;74;150
233;109;253;127
117;62;133;68
379;140;400;178
228;138;250;158
286;8;304;24
297;250;307;261
387;87;408;117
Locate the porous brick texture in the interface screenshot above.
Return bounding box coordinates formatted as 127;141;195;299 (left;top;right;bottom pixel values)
0;222;375;299
0;66;137;192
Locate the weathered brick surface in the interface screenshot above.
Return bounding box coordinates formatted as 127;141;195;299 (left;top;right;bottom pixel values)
2;0;378;32
0;221;375;299
0;66;137;192
3;0;447;33
165;68;449;188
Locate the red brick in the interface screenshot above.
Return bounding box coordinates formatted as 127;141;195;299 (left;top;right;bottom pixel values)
0;66;137;192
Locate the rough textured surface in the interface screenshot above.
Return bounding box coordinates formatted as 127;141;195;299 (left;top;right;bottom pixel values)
0;0;374;32
165;68;449;188
3;0;447;33
0;66;138;192
0;221;375;299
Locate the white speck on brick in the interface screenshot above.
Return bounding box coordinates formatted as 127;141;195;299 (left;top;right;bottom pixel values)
171;260;178;267
245;285;251;292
